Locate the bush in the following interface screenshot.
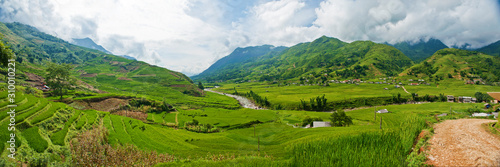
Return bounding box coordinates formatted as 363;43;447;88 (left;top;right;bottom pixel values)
301;116;322;127
330;110;353;127
70;126;175;166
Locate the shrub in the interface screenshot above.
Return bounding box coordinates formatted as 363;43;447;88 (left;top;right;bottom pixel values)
330;110;353;127
70;126;175;166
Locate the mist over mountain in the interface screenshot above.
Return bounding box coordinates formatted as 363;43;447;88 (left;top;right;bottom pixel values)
390;38;448;62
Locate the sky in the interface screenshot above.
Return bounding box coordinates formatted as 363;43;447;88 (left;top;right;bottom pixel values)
0;0;499;76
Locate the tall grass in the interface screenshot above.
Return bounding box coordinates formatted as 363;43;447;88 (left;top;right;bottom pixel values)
290;116;426;167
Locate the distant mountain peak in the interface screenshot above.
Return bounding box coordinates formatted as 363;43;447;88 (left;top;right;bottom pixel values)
391;38;448;62
71;37;112;54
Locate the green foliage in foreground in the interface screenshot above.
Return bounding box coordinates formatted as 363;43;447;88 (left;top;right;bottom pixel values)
286;117;424;166
22;127;48;153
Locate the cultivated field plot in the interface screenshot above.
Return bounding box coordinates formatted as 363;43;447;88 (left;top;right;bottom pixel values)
487;92;500;100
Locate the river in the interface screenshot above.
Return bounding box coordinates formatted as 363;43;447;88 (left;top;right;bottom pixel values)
204;88;264;110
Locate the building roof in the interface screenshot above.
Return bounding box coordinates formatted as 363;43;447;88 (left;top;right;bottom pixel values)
377;109;389;113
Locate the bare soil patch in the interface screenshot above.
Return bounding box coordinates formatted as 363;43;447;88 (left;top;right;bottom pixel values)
80;73;97;77
25;72;45;90
117;77;132;81
133;74;156;77
114;110;147;121
76;98;129;112
426;119;500;166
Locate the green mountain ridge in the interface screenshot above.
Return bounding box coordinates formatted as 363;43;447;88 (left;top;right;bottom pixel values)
0;22;203;101
196;36;413;82
402;48;500;83
390;38;448;62
477;40;500;57
192;45;287;81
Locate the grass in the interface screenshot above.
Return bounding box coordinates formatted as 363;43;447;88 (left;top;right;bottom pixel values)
29;102;64;124
22;127;48;153
214;80;500;109
51;110;82;146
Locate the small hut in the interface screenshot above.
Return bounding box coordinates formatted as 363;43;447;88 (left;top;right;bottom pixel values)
377;109;389;113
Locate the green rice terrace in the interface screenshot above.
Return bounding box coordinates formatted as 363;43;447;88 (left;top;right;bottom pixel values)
0;21;499;166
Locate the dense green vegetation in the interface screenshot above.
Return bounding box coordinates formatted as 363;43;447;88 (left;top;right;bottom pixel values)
477;40;500;57
391;38;448;62
194;36;413;83
403;48;500;83
0;21;499;166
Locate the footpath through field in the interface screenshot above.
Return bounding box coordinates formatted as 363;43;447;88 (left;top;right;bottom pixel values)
205;89;263;110
426;119;500;166
401;86;410;94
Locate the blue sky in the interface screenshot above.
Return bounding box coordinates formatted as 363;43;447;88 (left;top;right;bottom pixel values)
0;0;499;76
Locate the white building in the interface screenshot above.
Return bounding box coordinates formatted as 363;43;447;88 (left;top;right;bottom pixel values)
313;121;331;128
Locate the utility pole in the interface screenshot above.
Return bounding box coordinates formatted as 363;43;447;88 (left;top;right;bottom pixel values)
258;136;260;152
380;116;382;129
253;125;256;137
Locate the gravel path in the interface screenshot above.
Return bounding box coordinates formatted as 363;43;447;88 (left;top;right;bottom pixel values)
426;119;500;166
205;89;264;110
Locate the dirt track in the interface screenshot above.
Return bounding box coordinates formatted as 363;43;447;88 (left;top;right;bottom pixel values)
426;119;500;166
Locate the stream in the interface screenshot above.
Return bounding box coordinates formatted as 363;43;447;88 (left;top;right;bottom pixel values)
205;88;264;110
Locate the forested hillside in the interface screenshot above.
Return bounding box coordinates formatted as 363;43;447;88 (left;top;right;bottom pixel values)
196;36;413;83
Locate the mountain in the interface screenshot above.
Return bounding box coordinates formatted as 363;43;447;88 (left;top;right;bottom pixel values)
192;45;287;80
195;36;413;82
71;37;112;54
118;55;137;60
0;22;201;98
391;38;448;62
401;48;500;83
477;40;500;57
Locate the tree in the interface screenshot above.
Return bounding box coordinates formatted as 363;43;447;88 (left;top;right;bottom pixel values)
0;39;14;67
301;116;322;127
198;82;204;90
45;62;74;100
330;110;353;127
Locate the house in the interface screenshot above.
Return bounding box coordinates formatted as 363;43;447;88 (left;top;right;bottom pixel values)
447;95;455;102
313;121;331;128
465;80;474;84
409;83;419;86
461;96;472;103
395;85;401;88
384;88;389;90
473;79;482;84
377;109;389;113
493;100;498;104
408;79;413;81
472;113;492;117
471;98;477;103
353;79;361;82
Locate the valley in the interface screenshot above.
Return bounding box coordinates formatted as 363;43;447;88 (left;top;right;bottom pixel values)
0;21;499;167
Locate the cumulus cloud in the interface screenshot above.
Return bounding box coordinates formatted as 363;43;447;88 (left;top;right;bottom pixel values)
0;0;499;75
314;0;500;48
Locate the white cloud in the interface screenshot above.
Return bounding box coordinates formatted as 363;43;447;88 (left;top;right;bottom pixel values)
0;0;499;75
313;0;500;48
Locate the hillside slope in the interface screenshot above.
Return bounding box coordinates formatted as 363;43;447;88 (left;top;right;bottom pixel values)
192;45;287;81
477;40;500;57
401;48;500;83
196;36;413;82
0;22;203;101
391;38;448;62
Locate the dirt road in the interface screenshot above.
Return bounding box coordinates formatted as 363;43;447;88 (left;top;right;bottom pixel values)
426;119;500;166
205;89;263;110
